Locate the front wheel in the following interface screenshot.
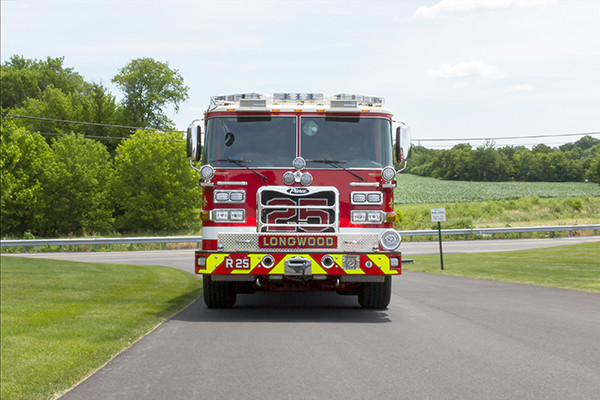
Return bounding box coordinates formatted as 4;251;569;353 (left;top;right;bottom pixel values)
203;276;236;308
358;277;392;310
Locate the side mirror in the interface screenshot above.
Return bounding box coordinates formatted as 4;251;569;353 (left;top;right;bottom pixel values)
187;123;202;162
395;125;412;163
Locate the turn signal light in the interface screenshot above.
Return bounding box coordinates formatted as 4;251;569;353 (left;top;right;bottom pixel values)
200;210;210;221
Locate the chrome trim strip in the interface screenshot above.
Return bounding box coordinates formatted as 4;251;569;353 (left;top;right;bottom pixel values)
349;182;379;187
202;226;255;240
216;181;248;186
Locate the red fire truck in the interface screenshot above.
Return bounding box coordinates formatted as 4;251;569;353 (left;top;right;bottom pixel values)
187;93;411;309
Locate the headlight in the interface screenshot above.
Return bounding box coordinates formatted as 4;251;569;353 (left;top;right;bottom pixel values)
292;157;306;170
200;164;215;181
283;171;296;185
300;172;313;186
351;191;383;205
367;193;382;203
229;191;245;202
211;209;246;223
351;211;367;223
351;210;384;224
382;165;396;182
214;190;246;204
352;193;367;203
229;210;245;221
379;229;401;251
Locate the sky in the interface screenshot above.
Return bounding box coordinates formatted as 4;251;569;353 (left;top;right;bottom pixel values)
2;0;599;149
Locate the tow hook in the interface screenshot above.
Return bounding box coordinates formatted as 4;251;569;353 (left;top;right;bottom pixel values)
284;256;312;276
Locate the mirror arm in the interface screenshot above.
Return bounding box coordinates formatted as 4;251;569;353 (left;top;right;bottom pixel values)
189;159;202;173
396;160;408;174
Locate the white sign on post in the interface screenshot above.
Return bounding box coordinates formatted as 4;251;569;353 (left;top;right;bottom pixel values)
431;208;446;222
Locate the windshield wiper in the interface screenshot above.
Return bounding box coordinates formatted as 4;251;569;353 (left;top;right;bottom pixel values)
306;159;365;181
211;158;268;182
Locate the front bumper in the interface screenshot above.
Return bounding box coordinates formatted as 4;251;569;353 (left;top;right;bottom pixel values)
195;251;401;276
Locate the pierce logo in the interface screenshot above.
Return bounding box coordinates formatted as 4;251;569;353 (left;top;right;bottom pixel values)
287;187;310;195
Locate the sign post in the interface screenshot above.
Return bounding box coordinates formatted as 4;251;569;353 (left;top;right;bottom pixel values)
430;208;446;270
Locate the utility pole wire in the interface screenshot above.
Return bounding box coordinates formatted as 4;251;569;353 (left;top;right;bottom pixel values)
35;131;185;142
2;113;186;134
416;131;600;142
4;112;598;144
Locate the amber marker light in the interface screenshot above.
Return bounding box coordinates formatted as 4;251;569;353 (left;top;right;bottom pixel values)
386;212;397;222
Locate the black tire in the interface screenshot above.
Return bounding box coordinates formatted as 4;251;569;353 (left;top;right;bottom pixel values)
203;276;236;308
358;277;392;309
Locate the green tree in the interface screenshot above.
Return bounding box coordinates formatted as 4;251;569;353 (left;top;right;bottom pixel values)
111;130;201;232
11;82;123;152
82;83;123;152
111;58;189;129
41;135;114;236
12;86;79;135
471;145;497;181
1;121;53;236
1;55;86;110
405;145;437;176
430;144;473;181
532;143;552;154
513;150;537;181
573;135;600;151
585;144;600;183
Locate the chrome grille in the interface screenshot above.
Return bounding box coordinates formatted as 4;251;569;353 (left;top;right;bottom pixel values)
218;232;380;253
257;186;338;233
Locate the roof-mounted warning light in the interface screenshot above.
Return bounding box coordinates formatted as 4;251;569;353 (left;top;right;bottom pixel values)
333;94;384;106
273;93;324;101
209;93;385;110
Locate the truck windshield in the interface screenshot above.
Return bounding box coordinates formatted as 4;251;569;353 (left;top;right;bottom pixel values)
301;116;393;168
204;116;296;168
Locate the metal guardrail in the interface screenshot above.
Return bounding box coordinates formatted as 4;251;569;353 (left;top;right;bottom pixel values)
0;236;203;251
1;225;598;251
399;224;600;240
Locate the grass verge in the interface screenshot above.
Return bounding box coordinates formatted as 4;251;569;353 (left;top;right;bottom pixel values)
395;196;600;232
0;256;202;400
405;241;600;293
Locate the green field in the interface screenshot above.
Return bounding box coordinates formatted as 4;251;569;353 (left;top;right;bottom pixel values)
0;257;202;400
395;173;600;204
391;175;600;232
406;241;600;293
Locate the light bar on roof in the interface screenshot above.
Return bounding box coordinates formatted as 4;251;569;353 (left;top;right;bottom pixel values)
333;94;384;105
211;93;263;103
273;93;324;101
209;93;385;108
330;100;358;108
239;99;267;108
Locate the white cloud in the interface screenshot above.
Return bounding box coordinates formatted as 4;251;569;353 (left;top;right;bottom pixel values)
504;83;534;93
453;81;469;89
413;0;557;19
428;60;509;80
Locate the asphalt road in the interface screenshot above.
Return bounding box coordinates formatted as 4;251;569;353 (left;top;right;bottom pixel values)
9;237;600;399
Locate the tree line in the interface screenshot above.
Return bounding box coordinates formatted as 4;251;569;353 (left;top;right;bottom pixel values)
1;55;200;238
404;138;600;184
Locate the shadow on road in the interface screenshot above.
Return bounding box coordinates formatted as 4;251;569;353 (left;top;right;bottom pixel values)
173;292;392;324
